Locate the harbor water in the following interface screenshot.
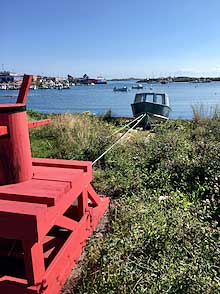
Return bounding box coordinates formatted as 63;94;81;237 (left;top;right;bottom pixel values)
0;80;220;119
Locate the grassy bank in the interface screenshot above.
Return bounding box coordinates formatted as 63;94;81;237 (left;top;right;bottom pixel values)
29;111;220;293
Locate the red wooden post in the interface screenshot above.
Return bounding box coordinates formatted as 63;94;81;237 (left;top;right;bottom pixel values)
0;74;34;185
22;241;45;286
78;188;89;219
0;105;33;185
17;75;33;104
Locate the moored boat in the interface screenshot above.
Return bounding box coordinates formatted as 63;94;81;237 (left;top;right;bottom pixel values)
132;84;143;89
160;80;168;84
30;85;38;90
131;92;171;123
77;74;107;85
113;86;128;92
96;76;107;84
0;84;7;90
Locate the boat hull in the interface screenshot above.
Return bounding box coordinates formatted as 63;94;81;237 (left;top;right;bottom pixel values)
113;87;127;92
131;101;171;120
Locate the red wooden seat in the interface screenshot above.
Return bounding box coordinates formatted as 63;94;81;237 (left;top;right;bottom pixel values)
0;75;109;294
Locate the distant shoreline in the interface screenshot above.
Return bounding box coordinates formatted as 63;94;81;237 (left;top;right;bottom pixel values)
108;76;220;83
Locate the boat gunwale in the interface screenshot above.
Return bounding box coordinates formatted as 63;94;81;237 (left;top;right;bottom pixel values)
131;100;172;110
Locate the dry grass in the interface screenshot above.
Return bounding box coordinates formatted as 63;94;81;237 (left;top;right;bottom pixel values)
32;113;115;163
192;104;219;123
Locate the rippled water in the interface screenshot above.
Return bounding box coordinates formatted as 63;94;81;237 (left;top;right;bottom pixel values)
0;80;220;119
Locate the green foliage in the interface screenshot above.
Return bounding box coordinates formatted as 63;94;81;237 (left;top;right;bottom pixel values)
28;110;53;157
75;195;220;294
102;108;113;122
80;117;220;293
29;113;220;293
27;109;48;120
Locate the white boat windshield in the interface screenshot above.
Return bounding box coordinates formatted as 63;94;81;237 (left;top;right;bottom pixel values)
134;93;169;106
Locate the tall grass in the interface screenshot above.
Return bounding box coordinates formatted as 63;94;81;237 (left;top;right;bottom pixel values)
192;104;219;122
30;113;115;163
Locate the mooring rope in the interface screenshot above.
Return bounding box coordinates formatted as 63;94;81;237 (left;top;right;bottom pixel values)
107;113;145;138
92;113;146;166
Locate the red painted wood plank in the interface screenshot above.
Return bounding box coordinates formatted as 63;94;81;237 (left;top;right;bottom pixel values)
32;166;85;190
16;75;32;104
28;119;51;129
32;158;92;173
88;184;101;206
0;200;47;241
44;198;109;294
78;189;88;218
39;176;91;238
23;240;45;285
0;126;8;136
0;199;46;215
0;277;40;294
33;165;83;180
0;103;25;108
55;215;78;231
0;179;71;206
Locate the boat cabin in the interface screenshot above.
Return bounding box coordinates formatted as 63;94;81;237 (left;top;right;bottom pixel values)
134;93;169;106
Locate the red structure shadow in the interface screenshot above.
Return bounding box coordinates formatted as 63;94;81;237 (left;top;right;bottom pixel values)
0;75;109;294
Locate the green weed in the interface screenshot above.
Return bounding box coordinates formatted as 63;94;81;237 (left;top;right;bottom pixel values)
29;112;220;293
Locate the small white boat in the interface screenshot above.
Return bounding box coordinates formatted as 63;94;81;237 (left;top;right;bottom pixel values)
113;86;128;92
30;85;37;90
132;84;143;89
0;84;7;90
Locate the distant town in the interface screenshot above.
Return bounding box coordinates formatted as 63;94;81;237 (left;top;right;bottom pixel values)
1;71;220;90
0;72;107;90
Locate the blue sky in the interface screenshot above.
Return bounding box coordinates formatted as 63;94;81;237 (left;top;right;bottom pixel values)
1;0;220;78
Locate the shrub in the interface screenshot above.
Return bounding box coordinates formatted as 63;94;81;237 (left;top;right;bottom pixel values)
29;113;220;293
